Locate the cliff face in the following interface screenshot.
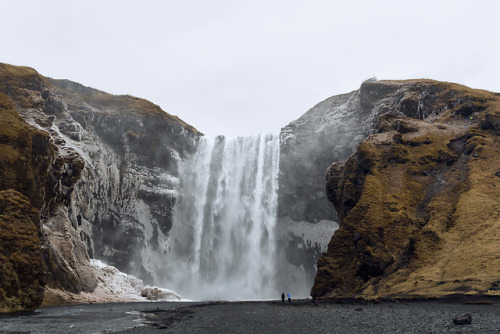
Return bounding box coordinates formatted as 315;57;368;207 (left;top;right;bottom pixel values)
312;80;500;300
3;61;499;308
46;78;200;283
276;89;374;296
0;63;200;311
0;92;50;311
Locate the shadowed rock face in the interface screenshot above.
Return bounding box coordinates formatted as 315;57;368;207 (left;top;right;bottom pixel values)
312;80;500;300
276;90;369;296
46;78;200;282
3;62;499;309
0;63;200;311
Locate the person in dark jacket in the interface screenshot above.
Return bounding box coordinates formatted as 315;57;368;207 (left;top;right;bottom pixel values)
281;292;285;304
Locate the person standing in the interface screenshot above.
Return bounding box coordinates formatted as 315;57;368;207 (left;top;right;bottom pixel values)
287;293;291;304
281;292;285;304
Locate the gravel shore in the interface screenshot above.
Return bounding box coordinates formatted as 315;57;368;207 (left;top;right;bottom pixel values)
1;298;499;333
118;298;500;333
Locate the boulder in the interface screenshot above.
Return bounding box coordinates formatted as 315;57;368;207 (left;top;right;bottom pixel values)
141;286;180;301
453;313;472;325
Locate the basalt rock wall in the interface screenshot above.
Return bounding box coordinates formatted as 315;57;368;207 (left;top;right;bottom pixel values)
312;80;500;300
277;87;373;296
0;63;200;311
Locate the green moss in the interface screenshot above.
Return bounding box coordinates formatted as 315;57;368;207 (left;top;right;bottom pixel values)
0;91;57;311
0;190;44;312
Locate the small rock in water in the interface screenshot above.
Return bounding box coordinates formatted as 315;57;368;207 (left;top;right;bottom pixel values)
453;313;472;325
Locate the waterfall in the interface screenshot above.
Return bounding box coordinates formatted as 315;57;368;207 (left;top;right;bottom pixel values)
164;134;280;300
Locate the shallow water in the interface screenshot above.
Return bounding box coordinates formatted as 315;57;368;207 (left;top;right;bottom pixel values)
0;302;190;333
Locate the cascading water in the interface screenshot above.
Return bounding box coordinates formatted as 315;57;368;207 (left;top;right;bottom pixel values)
163;134;280;300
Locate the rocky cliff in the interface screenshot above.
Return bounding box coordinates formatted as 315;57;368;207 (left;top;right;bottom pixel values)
0;63;200;311
3;61;499;309
312;80;500;300
276;79;393;296
0;91;50;312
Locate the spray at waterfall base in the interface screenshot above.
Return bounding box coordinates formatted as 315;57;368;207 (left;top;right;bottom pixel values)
157;134;280;300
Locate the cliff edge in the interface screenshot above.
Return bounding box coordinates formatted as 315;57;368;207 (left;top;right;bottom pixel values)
0;63;200;311
312;80;500;300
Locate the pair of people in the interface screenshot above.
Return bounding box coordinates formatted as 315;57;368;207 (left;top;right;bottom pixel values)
281;292;291;304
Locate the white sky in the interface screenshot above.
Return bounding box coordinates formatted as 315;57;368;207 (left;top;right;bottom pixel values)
2;0;499;137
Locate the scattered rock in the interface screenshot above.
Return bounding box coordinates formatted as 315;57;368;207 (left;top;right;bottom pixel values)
453;313;472;325
141;286;181;301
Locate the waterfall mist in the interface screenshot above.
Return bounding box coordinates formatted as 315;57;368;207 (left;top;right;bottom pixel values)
163;134;280;300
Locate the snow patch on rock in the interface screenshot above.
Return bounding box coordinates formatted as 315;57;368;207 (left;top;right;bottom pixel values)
90;260;180;302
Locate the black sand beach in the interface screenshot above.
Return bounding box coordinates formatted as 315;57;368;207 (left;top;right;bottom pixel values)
1;298;499;333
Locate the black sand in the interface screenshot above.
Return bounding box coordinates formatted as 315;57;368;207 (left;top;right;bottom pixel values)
120;299;500;333
1;298;499;333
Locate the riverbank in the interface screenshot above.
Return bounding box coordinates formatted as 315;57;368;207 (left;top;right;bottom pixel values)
1;298;499;333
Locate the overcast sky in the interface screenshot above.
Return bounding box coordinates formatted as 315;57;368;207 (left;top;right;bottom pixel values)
3;1;499;137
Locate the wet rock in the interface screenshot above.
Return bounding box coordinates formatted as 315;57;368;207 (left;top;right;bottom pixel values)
141;286;180;301
277;89;368;295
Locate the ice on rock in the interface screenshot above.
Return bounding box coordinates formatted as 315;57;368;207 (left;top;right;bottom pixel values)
90;260;180;301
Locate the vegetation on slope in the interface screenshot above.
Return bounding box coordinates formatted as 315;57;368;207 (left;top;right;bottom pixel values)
0;62;203;311
312;80;500;300
0;93;50;311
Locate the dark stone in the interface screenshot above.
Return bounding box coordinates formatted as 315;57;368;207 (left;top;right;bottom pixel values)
279;90;366;224
353;232;361;243
479;112;500;135
453;313;472;325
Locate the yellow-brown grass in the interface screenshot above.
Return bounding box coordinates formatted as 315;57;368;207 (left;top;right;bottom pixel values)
313;80;500;300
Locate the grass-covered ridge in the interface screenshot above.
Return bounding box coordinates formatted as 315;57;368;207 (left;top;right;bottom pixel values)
313;79;500;300
0;63;201;136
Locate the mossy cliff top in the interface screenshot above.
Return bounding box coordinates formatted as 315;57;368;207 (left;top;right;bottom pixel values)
312;79;500;300
0;63;200;135
0;63;202;312
0;63;201;170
